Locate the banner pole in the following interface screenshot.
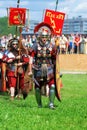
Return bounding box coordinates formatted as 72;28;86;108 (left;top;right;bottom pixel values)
55;0;58;11
16;0;21;95
16;0;20;37
17;0;20;8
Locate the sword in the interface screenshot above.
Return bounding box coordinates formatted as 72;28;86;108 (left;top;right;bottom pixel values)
32;77;40;87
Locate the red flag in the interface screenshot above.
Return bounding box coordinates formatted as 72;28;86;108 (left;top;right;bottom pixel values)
43;9;65;35
8;7;26;26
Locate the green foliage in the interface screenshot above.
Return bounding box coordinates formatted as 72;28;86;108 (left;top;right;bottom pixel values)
0;74;87;130
0;17;17;36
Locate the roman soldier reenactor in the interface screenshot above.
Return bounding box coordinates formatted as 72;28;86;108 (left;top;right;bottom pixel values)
3;37;29;100
29;22;62;109
0;44;7;92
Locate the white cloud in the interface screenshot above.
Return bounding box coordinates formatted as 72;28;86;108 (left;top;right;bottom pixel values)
74;2;87;12
0;0;87;20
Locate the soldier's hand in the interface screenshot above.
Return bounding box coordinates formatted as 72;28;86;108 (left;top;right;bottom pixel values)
17;63;23;66
3;57;7;62
7;59;13;63
16;55;21;60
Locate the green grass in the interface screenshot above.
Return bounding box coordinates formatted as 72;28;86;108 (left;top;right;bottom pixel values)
0;74;87;130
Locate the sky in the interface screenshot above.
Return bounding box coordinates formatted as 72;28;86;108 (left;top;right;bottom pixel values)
0;0;87;22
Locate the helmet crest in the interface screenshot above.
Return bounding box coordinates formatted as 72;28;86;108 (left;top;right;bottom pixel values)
34;22;54;36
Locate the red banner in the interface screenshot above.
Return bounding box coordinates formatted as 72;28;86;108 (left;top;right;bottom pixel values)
43;9;65;35
8;7;26;26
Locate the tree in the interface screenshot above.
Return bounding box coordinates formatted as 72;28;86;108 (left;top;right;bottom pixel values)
0;17;17;36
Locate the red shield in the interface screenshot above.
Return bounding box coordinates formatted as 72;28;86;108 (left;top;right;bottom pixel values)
55;54;63;101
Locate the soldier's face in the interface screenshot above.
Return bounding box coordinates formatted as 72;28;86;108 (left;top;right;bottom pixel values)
41;36;48;44
2;47;6;51
12;44;18;49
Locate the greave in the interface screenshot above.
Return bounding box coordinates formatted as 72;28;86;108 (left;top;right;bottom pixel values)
35;88;42;107
10;87;15;97
49;84;55;106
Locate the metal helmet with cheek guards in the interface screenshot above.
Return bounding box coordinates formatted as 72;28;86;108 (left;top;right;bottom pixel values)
39;26;51;37
8;38;19;50
34;22;54;41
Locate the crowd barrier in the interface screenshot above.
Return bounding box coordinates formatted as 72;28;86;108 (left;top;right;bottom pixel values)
59;54;87;74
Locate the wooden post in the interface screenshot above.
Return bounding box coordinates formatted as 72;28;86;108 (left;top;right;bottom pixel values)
1;63;7;92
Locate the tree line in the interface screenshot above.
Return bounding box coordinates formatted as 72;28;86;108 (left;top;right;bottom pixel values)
0;17;18;36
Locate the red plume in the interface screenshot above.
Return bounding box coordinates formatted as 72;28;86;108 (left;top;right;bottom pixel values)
34;22;54;34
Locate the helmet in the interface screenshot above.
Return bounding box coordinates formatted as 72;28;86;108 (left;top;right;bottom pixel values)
8;38;19;46
34;22;54;44
38;26;52;37
34;22;54;37
8;38;19;50
11;39;18;45
0;43;6;50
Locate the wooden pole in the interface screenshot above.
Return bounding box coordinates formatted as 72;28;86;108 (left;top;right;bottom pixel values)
1;63;7;92
16;0;21;95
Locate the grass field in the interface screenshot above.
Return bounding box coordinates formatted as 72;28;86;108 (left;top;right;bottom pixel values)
0;74;87;130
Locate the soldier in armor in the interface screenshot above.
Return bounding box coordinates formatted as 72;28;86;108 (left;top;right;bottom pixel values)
0;43;7;92
3;37;29;100
30;22;58;109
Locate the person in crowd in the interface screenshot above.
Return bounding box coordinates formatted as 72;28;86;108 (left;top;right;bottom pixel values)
31;35;37;44
55;35;60;54
50;34;56;46
29;22;61;109
79;35;85;54
74;33;82;54
84;35;87;54
3;37;29;100
68;33;75;54
25;35;33;47
60;34;67;54
26;35;34;76
0;43;7;92
22;36;33;76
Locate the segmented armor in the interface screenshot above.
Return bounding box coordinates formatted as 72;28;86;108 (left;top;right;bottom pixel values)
32;40;56;83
